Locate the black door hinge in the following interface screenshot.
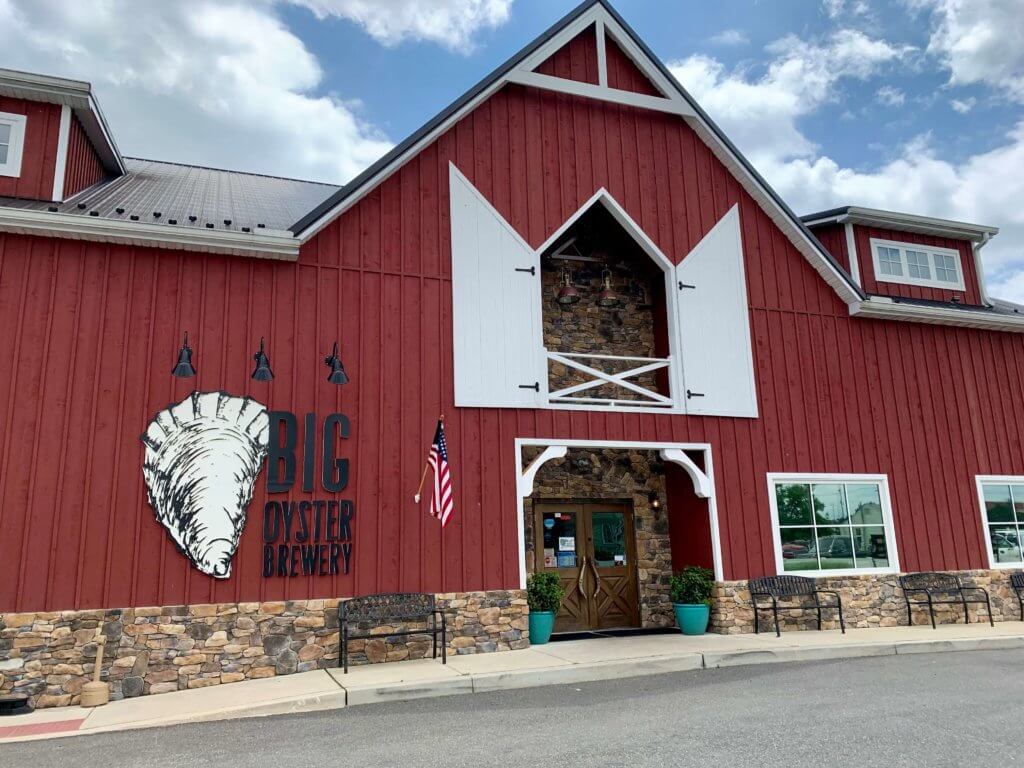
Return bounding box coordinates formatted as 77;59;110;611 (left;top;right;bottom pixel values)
686;389;705;399
678;281;696;290
515;266;536;275
519;382;540;392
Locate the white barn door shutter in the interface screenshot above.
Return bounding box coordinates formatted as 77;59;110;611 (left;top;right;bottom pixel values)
449;164;544;407
674;205;758;417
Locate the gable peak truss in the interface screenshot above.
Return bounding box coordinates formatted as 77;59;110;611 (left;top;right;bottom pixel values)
508;7;696;119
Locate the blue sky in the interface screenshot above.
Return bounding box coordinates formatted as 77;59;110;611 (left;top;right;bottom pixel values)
1;0;1022;298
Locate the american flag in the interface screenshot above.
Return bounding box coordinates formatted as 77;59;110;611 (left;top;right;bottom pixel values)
427;419;454;527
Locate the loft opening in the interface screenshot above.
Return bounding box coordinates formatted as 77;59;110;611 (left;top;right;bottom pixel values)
539;196;676;410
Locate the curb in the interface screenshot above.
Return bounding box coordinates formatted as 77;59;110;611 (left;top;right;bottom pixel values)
4;634;1023;742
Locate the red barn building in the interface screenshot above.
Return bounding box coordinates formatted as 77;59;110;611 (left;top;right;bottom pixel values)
2;0;1023;706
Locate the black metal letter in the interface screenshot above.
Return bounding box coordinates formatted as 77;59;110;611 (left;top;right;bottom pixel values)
267;411;297;492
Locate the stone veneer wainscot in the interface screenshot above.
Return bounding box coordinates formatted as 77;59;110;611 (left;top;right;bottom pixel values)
0;590;527;707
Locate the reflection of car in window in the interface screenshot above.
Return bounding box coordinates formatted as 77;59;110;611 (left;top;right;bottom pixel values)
781;542;810;559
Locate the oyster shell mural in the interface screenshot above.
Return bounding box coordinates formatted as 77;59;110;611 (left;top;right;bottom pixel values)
141;391;270;578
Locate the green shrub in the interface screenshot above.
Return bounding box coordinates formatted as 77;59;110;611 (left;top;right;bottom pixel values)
527;572;565;613
669;566;715;607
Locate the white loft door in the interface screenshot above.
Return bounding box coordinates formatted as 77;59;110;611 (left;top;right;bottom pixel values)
449;164;544;408
673;205;758;417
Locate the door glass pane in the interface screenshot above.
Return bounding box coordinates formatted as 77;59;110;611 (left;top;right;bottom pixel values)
776;483;812;525
541;510;577;568
812;484;848;524
983;485;1013;522
814;527;856;570
591;510;627;567
852;526;889;568
780;527;816;571
848;484;883;524
989;525;1022;564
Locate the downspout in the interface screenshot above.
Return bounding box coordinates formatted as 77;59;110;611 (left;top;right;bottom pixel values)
973;232;993;307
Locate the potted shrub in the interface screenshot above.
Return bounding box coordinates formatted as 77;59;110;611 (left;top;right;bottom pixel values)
526;572;564;645
669;566;715;635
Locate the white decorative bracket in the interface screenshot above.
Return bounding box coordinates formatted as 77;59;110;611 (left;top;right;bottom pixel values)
659;448;712;498
518;445;568;499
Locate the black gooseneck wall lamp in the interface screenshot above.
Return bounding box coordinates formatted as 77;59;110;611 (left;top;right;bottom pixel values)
172;332;197;378
250;337;274;381
324;342;349;385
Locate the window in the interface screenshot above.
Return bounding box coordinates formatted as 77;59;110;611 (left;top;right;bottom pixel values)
0;112;27;178
767;474;899;576
869;238;965;291
976;477;1024;567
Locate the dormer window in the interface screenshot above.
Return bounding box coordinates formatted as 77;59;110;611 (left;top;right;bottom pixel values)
870;238;965;291
0;112;27;178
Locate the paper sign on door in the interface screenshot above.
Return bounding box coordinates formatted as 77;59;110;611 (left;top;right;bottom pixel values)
558;536;575;551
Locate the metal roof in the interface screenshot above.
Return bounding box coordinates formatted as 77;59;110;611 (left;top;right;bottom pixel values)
801;206;998;242
0;158;339;234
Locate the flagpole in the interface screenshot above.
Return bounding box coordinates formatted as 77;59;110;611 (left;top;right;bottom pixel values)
414;414;444;503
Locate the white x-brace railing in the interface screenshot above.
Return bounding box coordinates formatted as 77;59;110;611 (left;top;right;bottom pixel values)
545;350;673;408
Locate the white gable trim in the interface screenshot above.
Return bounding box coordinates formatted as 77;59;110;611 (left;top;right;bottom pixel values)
290;2;863;308
505;70;693;117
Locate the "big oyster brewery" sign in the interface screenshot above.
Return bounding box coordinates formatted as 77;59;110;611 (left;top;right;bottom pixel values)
140;391;355;580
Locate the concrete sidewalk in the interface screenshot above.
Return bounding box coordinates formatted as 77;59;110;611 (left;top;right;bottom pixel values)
3;622;1023;744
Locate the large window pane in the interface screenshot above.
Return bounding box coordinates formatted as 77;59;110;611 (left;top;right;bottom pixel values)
813;526;856;570
848;484;883;524
852;526;889;568
983;484;1014;522
878;246;902;276
780;527;817;571
776;483;812;526
1012;486;1024;522
988;525;1022;564
812;484;848;524
0;123;10;143
0;144;7;164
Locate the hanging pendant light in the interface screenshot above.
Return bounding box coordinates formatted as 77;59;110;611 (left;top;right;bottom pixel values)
171;332;197;378
596;268;620;308
324;342;349;385
556;267;580;306
250;337;274;381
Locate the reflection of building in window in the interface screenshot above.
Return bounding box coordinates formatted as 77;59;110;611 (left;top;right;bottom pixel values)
978;481;1024;567
770;476;897;576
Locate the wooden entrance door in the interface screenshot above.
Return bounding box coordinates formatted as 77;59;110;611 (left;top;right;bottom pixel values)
535;501;640;633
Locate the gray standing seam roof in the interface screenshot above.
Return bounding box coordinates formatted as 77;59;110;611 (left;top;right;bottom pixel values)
0;158;339;234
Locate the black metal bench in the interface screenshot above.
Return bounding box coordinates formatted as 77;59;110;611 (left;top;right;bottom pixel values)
748;575;844;637
1010;572;1024;622
899;572;993;628
340;593;447;674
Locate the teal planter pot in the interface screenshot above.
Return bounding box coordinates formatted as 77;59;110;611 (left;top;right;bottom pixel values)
528;611;557;644
674;603;710;635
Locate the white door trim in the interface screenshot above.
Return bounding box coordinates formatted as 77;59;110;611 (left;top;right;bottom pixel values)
513;437;722;588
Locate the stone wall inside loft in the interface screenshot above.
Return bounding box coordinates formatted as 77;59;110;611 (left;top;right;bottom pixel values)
522;447;674;628
540;209;666;402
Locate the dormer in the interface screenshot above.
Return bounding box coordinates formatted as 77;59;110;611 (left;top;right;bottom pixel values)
803;206;998;308
0;69;123;203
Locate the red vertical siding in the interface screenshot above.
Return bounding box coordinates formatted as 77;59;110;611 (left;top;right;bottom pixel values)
854;224;983;305
534;24;599;84
0;97;61;201
808;222;850;273
62;114;106;199
0;84;1020;613
605;37;661;96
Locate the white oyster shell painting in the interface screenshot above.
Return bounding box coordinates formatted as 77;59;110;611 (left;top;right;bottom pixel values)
141;391;270;578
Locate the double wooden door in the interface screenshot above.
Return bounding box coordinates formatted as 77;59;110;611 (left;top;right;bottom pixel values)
535;501;640;633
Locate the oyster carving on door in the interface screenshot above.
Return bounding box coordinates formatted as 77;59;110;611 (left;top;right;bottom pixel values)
140;391;270;578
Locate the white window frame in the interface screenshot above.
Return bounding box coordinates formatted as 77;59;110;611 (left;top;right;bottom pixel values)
0;111;27;178
869;237;966;291
766;473;901;577
975;475;1024;569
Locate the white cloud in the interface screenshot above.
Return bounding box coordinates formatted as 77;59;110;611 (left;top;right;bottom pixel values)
709;29;748;46
669;31;912;167
823;0;871;20
289;0;512;52
671;29;1024;302
950;96;976;113
912;0;1024;101
0;0;418;184
876;85;905;106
